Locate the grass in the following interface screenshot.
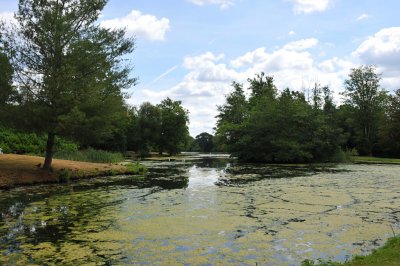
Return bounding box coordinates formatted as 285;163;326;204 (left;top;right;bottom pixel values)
54;148;124;163
0;154;146;188
352;156;400;164
302;236;400;266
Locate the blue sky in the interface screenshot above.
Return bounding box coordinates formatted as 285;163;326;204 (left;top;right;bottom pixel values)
1;0;400;135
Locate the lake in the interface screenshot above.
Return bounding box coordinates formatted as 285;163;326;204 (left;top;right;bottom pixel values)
1;154;399;265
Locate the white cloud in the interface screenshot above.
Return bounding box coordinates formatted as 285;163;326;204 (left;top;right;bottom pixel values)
183;52;238;82
188;0;234;9
282;38;319;51
100;10;170;41
357;13;370;21
136;38;357;135
288;30;296;36
287;0;331;14
353;27;400;90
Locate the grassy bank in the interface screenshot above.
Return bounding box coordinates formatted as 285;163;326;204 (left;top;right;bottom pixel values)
0;154;146;189
302;236;400;266
352;156;400;164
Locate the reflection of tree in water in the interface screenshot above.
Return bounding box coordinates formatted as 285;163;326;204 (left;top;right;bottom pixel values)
0;185;130;264
194;158;231;169
145;166;189;189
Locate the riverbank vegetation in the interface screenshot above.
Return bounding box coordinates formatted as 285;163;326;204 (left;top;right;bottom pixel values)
302;236;400;266
215;67;400;163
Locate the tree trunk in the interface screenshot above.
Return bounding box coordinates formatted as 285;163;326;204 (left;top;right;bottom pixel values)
43;132;55;170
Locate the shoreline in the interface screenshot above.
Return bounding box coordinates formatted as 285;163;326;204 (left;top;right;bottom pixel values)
0;154;145;189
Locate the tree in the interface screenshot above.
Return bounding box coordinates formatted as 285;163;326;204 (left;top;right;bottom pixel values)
0;52;14;105
0;0;135;169
136;102;162;156
157;98;189;156
215;73;345;163
343;65;387;155
215;82;248;151
378;89;400;156
195;132;214;153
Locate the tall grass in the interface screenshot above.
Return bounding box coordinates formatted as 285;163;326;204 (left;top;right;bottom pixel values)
54;148;124;163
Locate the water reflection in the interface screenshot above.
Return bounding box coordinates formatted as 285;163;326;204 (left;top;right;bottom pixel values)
0;157;399;265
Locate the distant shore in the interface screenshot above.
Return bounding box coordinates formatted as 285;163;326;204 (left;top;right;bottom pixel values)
0;154;144;189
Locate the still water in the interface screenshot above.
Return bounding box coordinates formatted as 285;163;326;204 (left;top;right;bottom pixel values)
1;154;399;265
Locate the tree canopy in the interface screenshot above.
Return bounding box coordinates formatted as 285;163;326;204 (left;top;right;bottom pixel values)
126;98;189;156
343;65;387;155
216;74;346;163
0;0;135;169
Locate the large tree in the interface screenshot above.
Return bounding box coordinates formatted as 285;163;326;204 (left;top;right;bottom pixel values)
215;81;248;150
157;98;189;156
343;65;387;155
195;132;214;153
0;0;135;169
378;89;400;156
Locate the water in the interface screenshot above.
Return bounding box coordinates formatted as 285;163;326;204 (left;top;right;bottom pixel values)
1;155;399;265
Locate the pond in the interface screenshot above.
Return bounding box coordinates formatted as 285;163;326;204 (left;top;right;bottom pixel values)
1;154;399;265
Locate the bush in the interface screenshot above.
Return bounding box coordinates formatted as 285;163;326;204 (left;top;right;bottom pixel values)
126;162;147;175
58;169;71;183
0;127;78;155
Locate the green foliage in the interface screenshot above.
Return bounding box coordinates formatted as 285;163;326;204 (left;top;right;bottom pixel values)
216;74;345;163
58;169;71;183
158;98;190;155
183;135;200;152
343;65;388;156
0;126;78;155
195;132;214;153
378;89;400;157
0;0;135;169
0;52;15;105
125;163;147;175
126;98;189;156
54;148;124;163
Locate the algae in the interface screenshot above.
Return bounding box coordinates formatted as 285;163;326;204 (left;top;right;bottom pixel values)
0;160;399;265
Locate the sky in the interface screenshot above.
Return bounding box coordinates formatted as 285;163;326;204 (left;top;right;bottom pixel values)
1;0;400;136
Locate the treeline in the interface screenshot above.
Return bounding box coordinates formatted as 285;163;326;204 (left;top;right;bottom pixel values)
0;0;192;168
126;98;189;156
0;96;189;157
185;132;225;153
215;66;400;163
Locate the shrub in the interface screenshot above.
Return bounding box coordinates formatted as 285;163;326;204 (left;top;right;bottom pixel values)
126;162;147;175
58;169;71;183
0;127;78;155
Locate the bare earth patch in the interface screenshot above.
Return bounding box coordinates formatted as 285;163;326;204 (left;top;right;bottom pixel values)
0;154;128;188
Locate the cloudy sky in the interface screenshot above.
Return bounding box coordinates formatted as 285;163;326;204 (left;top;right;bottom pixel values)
1;0;400;136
